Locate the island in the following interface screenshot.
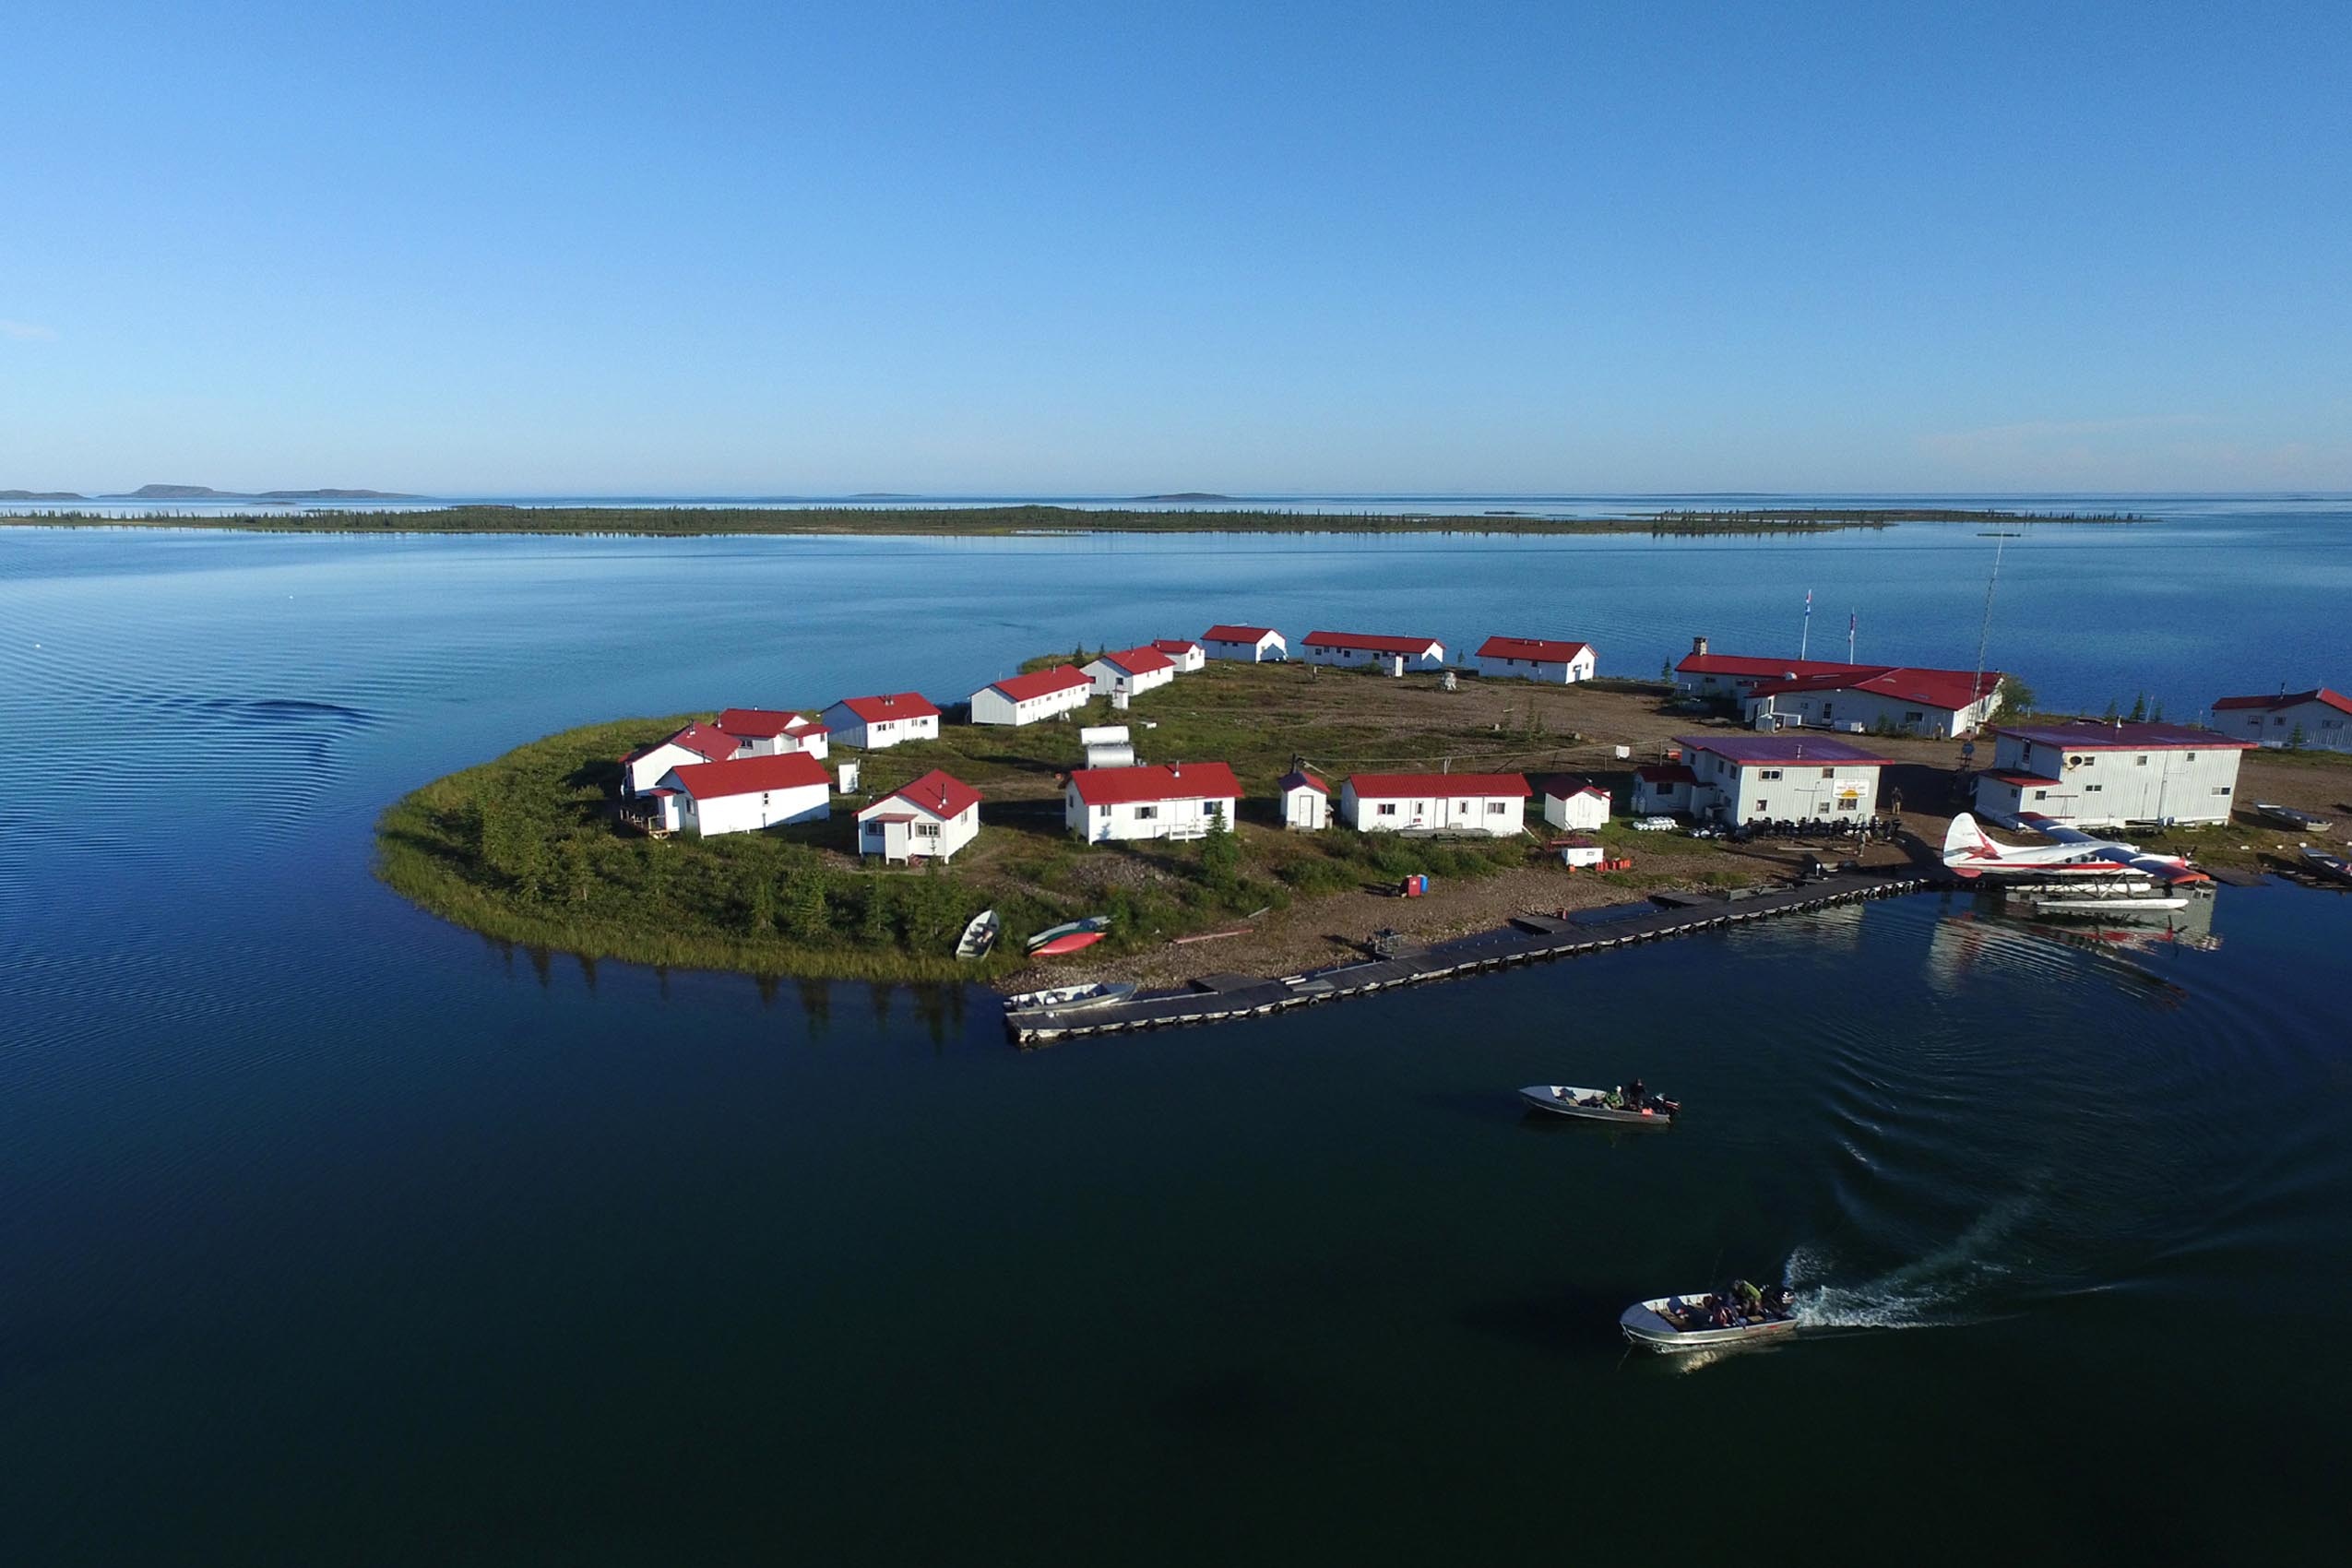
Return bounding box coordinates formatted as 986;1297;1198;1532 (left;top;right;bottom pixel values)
6;502;2140;537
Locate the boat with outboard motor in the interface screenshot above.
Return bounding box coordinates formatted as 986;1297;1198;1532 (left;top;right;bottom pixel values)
2298;845;2352;886
1519;1085;1679;1124
1621;1284;1799;1352
954;909;1000;960
2254;802;2333;833
1002;980;1139;1015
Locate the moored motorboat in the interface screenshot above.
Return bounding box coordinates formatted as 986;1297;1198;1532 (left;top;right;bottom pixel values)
955;909;1000;960
2298;845;2352;885
2254;802;2333;833
1519;1085;1679;1124
1002;980;1139;1014
1621;1287;1800;1352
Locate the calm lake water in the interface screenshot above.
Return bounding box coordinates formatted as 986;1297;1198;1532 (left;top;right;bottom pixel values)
5;507;2351;1563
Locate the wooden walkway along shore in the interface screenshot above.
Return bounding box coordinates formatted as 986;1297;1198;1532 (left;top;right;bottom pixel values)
1007;869;1946;1045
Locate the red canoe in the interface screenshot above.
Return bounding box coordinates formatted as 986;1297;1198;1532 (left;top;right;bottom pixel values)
1031;931;1107;956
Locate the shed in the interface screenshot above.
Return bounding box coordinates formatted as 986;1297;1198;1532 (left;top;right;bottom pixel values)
1538;776;1611;830
1278;769;1330;831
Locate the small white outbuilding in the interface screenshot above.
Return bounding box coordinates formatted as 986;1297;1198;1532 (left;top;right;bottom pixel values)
1539;777;1611;830
1278;769;1330;830
856;769;981;864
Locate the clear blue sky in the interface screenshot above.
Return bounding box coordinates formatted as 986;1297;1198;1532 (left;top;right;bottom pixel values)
5;1;2347;495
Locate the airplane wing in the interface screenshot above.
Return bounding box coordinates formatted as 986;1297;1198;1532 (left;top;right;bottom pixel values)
2013;812;2119;849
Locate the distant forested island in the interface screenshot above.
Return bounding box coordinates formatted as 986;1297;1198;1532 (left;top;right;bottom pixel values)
0;503;2143;537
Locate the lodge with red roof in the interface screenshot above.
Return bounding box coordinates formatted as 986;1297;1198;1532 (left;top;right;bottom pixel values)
968;665;1095;727
1475;636;1597;684
1200;624;1286;662
1149;637;1206;673
823;692;941;750
631;750;832;838
1338;772;1529;836
1675;636;2003;737
1083;645;1176;700
1640;735;1894;826
857;769;982;863
1971;719;2254;828
1065;761;1241;843
716;707;831;761
2212;686;2352;753
1301;630;1446;671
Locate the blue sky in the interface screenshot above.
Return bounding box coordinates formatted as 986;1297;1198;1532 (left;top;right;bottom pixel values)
4;1;2347;494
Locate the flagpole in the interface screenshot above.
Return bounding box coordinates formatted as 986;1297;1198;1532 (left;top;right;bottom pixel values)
1847;610;1856;663
1799;589;1812;661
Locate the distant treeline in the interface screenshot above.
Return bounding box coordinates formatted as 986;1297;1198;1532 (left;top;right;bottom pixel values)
0;503;2140;539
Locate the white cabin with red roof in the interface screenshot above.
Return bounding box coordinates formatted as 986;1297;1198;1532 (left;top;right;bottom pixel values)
1084;646;1176;699
2212;687;2352;753
620;721;740;796
1065;762;1241;843
823;692;941;750
1202;624;1286;662
1676;636;2000;738
1538;777;1611;830
1301;631;1446;670
654;752;832;837
1150;637;1206;674
1971;721;2253;828
1632;762;1696;816
1476;636;1596;684
717;707;831;761
1675;735;1892;826
970;666;1094;727
1339;773;1528;835
856;769;981;863
1278;768;1330;831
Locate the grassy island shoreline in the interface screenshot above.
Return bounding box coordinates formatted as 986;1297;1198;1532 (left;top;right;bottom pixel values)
9;502;2141;540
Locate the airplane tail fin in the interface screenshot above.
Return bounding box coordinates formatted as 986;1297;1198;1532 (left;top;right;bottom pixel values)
1942;813;1997;874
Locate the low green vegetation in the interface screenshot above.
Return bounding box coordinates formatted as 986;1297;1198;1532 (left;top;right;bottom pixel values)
6;502;2133;539
375;664;1564;980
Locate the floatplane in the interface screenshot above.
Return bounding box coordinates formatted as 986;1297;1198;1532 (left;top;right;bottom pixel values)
1941;812;2211;911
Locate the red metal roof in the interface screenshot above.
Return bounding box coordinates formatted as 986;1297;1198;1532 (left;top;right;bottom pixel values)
1278;769;1330;794
666;721;742;762
1741;665;2000;711
1477;636;1593;663
1203;624;1277;642
1537;775;1609;799
1997;720;2254;752
1344;772;1528;800
831;692;941;724
864;768;981;821
1150;638;1202;655
2213;687;2352;716
1677;733;1895;767
717;707;813;739
1303;630;1444;656
1069;762;1241;806
1093;645;1175;676
1636;764;1696;785
985;665;1094;703
1677;651;1879;681
665;751;829;800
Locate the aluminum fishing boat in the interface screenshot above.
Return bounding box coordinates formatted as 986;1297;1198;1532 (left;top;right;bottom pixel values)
1518;1085;1678;1124
1620;1290;1799;1352
954;909;1000;960
1002;980;1138;1015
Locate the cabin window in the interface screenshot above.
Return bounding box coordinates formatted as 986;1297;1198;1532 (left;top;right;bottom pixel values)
1134;805;1158;821
2136;754;2148;766
2032;790;2048;801
1755;800;1769;814
2084;784;2103;793
2213;785;2232;796
1760;768;1783;780
915;823;939;839
1486;802;1507;814
1820;767;1834;778
1905;710;1924;723
1378;803;1398;816
2187;752;2198;760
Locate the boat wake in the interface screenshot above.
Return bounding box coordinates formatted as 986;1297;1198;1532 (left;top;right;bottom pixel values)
1785;1199;2036;1335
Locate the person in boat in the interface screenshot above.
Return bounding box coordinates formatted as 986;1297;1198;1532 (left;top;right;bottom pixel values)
1628;1076;1646;1111
1730;1278;1764;1320
1708;1298;1736;1329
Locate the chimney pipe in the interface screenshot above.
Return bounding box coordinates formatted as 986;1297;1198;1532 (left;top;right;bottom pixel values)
1693;636;1709;656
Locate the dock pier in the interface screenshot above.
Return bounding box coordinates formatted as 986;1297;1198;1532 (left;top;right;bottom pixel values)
1008;869;1944;1044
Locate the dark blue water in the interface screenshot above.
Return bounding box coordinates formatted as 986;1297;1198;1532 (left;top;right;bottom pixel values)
6;513;2351;1563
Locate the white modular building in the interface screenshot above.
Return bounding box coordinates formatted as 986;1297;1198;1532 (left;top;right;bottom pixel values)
1475;636;1597;683
1672;734;1891;826
1538;777;1611;830
1065;762;1241;844
2212;687;2352;753
717;707;832;761
619;720;742;796
1631;763;1696;817
969;666;1095;727
648;752;832;837
823;692;941;750
856;769;981;863
1278;769;1330;830
1338;773;1529;836
1201;624;1286;662
1301;631;1447;670
1084;646;1177;699
1740;668;2002;738
1149;638;1207;673
1971;720;2254;827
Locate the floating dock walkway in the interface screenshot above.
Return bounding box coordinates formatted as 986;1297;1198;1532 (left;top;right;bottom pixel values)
1008;869;1942;1044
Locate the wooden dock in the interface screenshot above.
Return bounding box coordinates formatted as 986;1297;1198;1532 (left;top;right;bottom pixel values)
1007;870;1942;1044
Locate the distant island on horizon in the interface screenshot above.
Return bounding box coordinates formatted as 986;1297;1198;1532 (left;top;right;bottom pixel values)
0;483;426;502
